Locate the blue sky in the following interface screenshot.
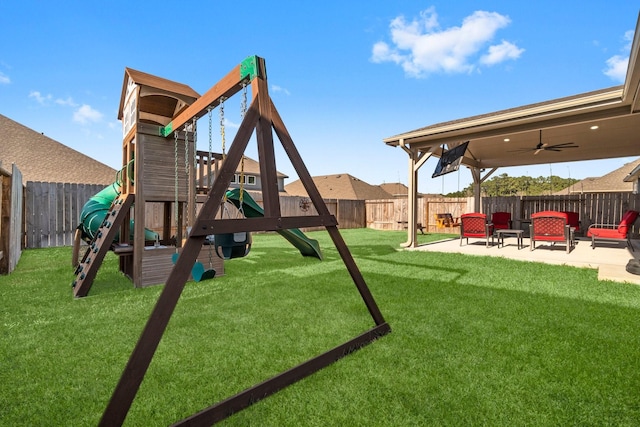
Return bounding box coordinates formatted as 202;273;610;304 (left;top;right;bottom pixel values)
1;1;638;194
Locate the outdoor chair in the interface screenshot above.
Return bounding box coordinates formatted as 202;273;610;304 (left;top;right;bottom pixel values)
460;213;494;247
587;210;639;251
491;212;512;231
561;211;580;235
530;210;574;253
435;213;460;228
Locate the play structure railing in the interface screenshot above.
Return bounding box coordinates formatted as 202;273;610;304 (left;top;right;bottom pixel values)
194;149;223;194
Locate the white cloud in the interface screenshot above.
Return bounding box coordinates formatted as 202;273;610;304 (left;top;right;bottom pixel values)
271;84;291;95
73;104;103;124
55;96;77;107
604;55;628;82
0;72;10;84
371;8;522;78
29;90;52;105
623;30;634;50
603;30;633;83
480;40;524;65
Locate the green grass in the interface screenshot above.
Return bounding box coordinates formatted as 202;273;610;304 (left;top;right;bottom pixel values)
1;229;640;426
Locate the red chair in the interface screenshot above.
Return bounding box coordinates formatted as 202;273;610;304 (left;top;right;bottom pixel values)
460;213;494;247
491;212;512;231
587;210;639;251
530;211;574;253
561;211;580;234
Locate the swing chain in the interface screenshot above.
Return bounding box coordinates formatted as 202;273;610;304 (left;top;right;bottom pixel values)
192;117;198;175
207;107;213;156
240;82;247;118
237;86;248;210
219;97;226;159
184;125;189;176
174;131;179;251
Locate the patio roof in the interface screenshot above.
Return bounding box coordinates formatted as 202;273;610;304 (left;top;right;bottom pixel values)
384;14;640;170
387;13;640;248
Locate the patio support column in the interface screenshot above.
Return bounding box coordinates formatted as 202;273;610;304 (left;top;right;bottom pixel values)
400;140;431;247
470;166;498;212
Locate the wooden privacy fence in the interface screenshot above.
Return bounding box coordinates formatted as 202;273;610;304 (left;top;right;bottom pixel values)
23;185;368;248
25;182;105;248
366;197;469;233
482;193;640;238
1;164;23;274
242;193;366;230
22;183;640;248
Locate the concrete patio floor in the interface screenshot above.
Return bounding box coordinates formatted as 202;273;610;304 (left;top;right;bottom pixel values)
408;235;640;285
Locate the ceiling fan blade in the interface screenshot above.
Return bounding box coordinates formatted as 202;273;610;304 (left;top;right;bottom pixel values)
549;142;578;148
533;149;543;155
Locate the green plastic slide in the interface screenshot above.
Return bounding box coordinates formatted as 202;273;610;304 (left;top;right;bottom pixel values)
78;182;159;243
225;188;323;260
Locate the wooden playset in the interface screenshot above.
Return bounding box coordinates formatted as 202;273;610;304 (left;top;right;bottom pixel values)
77;56;390;426
71;66;230;296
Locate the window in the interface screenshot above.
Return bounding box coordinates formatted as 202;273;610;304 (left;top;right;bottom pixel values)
233;174;256;185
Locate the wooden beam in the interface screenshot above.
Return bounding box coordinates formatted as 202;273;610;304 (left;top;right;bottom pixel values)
162;64;246;137
252;58;281;218
190;215;338;236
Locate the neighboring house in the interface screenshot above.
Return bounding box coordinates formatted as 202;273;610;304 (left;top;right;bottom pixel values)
220;155;288;193
285;173;392;200
0;114;116;185
555;157;640;194
379;182;436;198
379;182;409;198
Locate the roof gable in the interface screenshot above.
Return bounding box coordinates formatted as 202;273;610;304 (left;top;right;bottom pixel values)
118;67;200;121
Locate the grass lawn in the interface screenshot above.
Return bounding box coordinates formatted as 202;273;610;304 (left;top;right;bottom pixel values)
1;228;640;426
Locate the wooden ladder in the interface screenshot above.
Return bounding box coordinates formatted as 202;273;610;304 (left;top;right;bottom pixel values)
72;194;134;298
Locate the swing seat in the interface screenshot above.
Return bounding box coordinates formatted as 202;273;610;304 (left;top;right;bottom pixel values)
171;252;216;282
190;261;216;282
214;232;252;259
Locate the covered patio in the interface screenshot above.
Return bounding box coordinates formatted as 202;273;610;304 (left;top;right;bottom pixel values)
384;14;640;249
411;236;640;285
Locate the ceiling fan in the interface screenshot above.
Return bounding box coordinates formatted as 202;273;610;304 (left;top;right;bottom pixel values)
513;130;579;155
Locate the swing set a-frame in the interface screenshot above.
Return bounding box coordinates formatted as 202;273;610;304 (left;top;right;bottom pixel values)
98;56;391;426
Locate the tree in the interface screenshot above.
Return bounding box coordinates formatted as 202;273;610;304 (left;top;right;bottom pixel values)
444;173;580;197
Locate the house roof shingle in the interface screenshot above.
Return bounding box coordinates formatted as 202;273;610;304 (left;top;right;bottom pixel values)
285;174;392;200
556;157;640;194
0;114;116;184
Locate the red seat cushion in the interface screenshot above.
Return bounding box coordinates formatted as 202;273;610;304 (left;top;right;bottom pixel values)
587;228;625;239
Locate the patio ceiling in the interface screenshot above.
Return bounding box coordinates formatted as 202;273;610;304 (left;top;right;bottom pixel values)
384;15;640;170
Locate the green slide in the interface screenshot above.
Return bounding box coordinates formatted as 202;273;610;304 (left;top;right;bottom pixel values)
78;182;159;243
225;188;323;260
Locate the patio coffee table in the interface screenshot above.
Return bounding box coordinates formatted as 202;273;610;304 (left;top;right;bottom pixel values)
495;229;524;249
